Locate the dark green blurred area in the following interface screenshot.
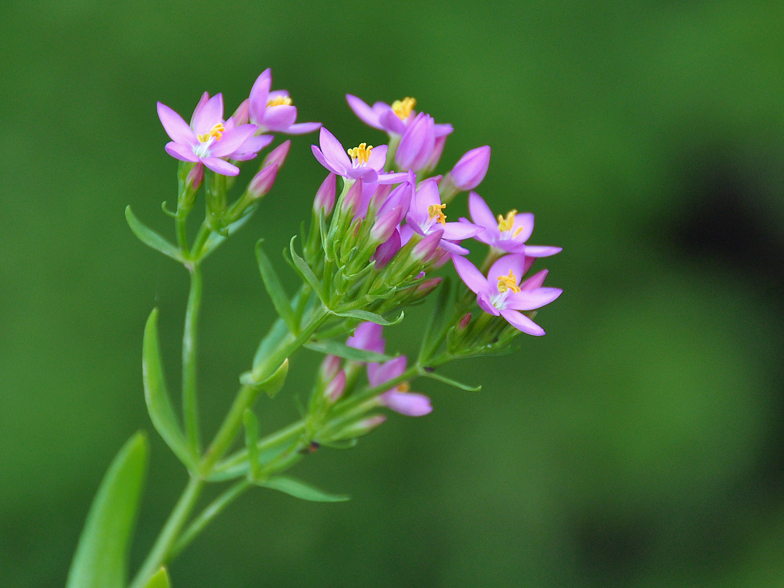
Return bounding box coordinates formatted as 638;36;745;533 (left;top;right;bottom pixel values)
2;0;784;586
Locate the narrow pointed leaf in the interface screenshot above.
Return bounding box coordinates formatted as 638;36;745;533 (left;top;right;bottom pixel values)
333;309;404;326
252;316;290;369
256;241;298;333
243;409;261;479
125;206;183;262
305;339;393;363
66;433;149;588
143;568;171;588
259;476;350;502
240;358;289;399
289;237;325;303
422;370;482;392
143;309;197;470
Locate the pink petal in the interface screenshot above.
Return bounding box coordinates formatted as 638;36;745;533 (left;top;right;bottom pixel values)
439;240;471;255
468;191;499;236
157;103;197;146
380;391;432;417
190;92;210;126
500;309;545;336
311;145;339;174
367;144;388;171
378;109;407;135
346;94;382;129
477;292;500;316
488;254;526;285
261;105;297;131
451;255;488;294
509;212;535;243
521;269;548;291
524;245;563;257
506;288;562;311
434;123;454;137
193;93;224;136
249;69;271;124
319;128;351;172
209;124;258;158
441;221;483;241
202;157;240;176
285;122;322;135
165;141;199;162
368;356;408;388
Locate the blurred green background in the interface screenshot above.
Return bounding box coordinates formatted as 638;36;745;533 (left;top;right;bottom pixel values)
2;1;784;586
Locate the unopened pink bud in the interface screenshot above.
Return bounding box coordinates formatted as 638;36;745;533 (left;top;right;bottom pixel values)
368;184;393;215
422;135;447;173
416;277;442;297
372;229;401;269
336;415;387;439
187;163;204;191
319;355;341;381
411;231;442;262
370;206;404;243
341;180;363;216
450;145;491;190
314;173;336;215
325;370;347;402
263;140;291;170
248;163;278;200
458;313;472;330
427;249;451;269
232;99;250;126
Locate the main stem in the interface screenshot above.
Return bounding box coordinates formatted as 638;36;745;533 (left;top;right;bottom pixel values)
183;265;202;454
129;476;204;588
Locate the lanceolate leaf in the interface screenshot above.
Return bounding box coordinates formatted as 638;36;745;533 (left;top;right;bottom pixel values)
143;309;197;470
259;476;350;502
333;309;404;326
305;339;392;363
289;237;325;302
243;409;261;480
125;206;183;263
66;433;149;588
256;241;298;333
422;370;482;392
143;568;171;588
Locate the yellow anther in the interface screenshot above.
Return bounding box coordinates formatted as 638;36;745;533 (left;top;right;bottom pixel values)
267;96;293;107
347;143;373;165
391;97;416;120
497;209;518;233
428;203;447;225
396;382;411;393
497;270;521;294
197;123;225;143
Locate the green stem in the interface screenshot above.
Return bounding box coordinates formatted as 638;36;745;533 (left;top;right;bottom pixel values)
129;476;204;588
169;479;252;559
175;216;189;257
183;265;202;454
190;223;212;261
212;421;306;476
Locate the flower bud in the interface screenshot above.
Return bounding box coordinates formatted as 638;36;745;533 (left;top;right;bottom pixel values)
341;179;363;217
371;230;401;269
427;248;451;269
415;277;442;297
186;162;204;191
248;163;278;200
370;206;404;244
367;183;393;215
411;230;442;262
232;99;250;126
314;173;336;215
324;370;347;402
332;415;387;440
421;135;447;174
449;145;491;191
319;355;342;382
395;112;436;171
458;312;472;330
262;140;291;170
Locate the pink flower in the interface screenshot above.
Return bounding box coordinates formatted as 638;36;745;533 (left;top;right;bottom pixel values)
311;128;407;184
467;192;562;257
157;94;258;176
452;253;562;336
346;95;453;139
248;69;321;135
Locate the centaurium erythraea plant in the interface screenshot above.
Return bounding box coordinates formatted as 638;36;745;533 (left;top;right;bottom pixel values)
68;69;563;588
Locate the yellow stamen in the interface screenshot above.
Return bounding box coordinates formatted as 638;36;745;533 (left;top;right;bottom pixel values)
497;209;518;233
391;97;416;120
428;203;447;225
497;270;521;294
197;123;225;143
267;96;293;107
396;382;411;393
347;143;373;165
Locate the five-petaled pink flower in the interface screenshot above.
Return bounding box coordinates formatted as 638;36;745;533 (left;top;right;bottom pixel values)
157;93;258;176
311;128;407;184
248;69;322;135
452;253;562;336
346;95;453;139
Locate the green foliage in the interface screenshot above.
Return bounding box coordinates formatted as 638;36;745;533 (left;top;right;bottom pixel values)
258;476;350;503
143;568;171;588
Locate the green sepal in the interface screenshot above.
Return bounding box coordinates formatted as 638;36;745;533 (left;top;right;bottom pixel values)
240;358;289;399
422;370;482;392
319;210;331;261
256;241;298;333
418;277;452;362
160;202;178;218
289;237;325;302
257;476;350;502
125;206;183;263
333;309;404;326
305;339;393;363
243;410;261;479
143;309;198;470
66;433;149;588
143;568;171;588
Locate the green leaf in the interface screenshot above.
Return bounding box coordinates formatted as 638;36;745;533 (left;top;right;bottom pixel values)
243;409;261;480
333;309;404;326
66;433;149;588
125;206;183;263
256;241;298;333
240;358;289;399
143;568;171;588
259;476;350;502
143;309;197;470
422;370;482;392
419;277;452;362
289;237;325;302
305;339;393;363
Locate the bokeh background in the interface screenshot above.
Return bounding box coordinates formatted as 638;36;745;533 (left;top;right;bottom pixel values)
2;1;784;586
